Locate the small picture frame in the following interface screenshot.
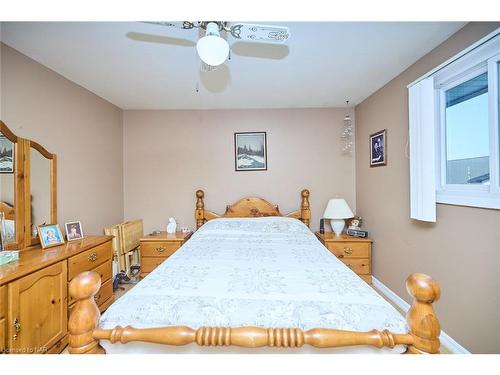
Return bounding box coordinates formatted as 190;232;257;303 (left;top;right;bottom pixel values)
369;129;387;167
38;224;65;249
65;221;84;241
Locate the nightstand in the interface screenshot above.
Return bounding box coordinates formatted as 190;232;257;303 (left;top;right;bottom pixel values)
139;231;192;277
315;232;372;284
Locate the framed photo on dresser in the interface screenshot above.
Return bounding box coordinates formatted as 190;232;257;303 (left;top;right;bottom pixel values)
38;223;65;249
234;132;267;171
65;221;84;241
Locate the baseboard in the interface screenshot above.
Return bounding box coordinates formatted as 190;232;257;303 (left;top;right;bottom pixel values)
372;276;470;354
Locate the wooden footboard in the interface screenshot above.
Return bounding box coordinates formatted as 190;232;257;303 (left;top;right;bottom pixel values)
67;272;441;354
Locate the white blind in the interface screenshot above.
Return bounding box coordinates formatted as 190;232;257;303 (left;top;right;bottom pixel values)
408;77;436;222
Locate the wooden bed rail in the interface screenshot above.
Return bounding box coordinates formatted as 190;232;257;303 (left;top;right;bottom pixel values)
67;272;441;354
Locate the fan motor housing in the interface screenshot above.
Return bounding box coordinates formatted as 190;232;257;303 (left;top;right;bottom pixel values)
199;21;228;31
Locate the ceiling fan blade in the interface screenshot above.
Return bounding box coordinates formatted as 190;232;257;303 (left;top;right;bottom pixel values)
229;23;290;44
231;42;289;60
142;21;199;30
126;32;196;47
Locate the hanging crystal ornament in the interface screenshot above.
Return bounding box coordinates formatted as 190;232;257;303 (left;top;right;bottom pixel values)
341;101;353;155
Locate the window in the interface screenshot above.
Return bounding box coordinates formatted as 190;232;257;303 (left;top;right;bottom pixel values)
409;31;500;220
432;37;500;210
444;72;489;185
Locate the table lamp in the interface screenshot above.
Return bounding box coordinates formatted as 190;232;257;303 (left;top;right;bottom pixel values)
323;198;354;237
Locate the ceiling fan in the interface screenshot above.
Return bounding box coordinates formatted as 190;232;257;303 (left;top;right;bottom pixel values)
143;21;291;67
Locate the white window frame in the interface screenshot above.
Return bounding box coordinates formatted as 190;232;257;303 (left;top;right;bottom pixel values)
433;37;500;210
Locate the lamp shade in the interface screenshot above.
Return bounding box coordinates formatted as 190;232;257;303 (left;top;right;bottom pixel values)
323;198;354;219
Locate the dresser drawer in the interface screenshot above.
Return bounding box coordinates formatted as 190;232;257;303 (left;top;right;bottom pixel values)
68;260;112;305
141;256;169;273
0;285;5;319
68;241;112;280
141;242;181;257
326;242;370;258
93;278;113;308
93;259;112;283
340;258;370;275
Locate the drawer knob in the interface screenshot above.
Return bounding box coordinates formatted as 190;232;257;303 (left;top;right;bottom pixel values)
343;247;353;255
94;294;100;303
88;252;98;262
13;318;21;340
156;247;166;253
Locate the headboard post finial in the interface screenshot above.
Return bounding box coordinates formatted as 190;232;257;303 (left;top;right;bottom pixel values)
405;273;441;354
301;189;311;227
195;190;205;229
68;271;105;354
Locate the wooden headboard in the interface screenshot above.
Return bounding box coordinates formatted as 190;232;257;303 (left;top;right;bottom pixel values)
0;201;15;220
195;189;310;229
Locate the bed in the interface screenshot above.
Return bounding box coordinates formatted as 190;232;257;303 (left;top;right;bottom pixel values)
68;189;442;354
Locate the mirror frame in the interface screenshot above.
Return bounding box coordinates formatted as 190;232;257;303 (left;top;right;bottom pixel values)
0;120;58;251
0;120;26;250
24;139;57;248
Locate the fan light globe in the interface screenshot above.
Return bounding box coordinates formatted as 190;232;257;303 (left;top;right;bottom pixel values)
196;35;229;66
196;22;229;67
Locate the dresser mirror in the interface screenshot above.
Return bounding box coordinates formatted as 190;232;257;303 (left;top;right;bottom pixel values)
26;140;57;247
0;121;23;250
0;120;57;250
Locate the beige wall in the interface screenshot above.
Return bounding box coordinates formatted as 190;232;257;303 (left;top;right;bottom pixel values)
123;109;356;234
1;43;124;234
355;22;500;353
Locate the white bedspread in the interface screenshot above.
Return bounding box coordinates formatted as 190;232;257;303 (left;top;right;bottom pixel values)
100;217;407;354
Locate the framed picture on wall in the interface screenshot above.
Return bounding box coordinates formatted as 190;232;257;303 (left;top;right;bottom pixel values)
234;132;267;171
0;134;14;173
369;129;387;167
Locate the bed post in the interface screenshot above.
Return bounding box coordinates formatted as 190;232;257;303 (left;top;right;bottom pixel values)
195;189;205;229
405;273;441;354
300;189;311;227
68;271;105;354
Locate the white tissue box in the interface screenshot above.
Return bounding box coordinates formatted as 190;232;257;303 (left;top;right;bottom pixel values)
0;250;19;265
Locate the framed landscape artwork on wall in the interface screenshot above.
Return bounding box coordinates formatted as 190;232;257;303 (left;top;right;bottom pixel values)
234;132;267;171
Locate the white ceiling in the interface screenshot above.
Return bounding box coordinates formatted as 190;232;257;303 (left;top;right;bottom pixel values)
1;22;465;110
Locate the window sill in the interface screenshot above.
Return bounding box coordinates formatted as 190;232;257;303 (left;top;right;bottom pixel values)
436;190;500;210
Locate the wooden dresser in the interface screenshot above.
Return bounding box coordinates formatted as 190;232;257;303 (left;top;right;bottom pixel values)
0;235;113;354
140;231;192;277
315;232;372;284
